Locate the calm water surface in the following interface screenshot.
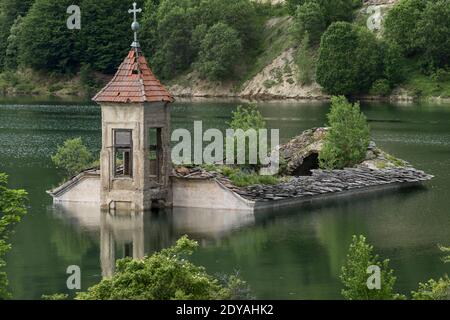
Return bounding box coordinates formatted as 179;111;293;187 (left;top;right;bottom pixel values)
0;98;449;299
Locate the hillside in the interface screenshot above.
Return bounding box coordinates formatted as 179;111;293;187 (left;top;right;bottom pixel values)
0;0;449;102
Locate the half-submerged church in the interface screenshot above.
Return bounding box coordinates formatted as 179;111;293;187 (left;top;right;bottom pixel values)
92;3;173;211
48;3;432;213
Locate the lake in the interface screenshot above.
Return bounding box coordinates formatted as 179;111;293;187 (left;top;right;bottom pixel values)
0;98;449;299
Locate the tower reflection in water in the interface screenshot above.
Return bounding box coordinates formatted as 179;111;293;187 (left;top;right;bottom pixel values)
52;203;255;278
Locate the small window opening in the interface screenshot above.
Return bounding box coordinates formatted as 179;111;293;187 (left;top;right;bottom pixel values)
149;128;162;179
114;129;133;177
123;242;133;258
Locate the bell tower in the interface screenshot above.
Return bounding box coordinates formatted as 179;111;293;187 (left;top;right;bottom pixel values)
93;3;174;212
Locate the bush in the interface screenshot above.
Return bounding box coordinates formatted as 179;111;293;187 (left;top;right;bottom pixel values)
51;138;93;177
370;79;392;96
411;277;450;300
218;166;280;187
319;96;370;169
0;173;27;299
197;23;242;80
76;236;251;300
292;2;326;43
341;235;399;300
316;22;382;95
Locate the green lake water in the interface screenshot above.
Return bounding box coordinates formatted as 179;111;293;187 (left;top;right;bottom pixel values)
0;98;449;300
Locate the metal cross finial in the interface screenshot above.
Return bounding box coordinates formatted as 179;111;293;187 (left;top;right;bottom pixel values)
129;2;142;48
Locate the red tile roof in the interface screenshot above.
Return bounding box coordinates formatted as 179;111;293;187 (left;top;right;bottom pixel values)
93;49;174;104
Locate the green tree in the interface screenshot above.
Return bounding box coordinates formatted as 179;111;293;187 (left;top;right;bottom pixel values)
152;0;198;79
0;173;27;300
287;0;356;24
316;22;382;95
0;0;34;70
383;0;428;56
286;0;307;16
319;96;370;170
228;104;266;169
197;23;242;80
18;0;80;73
4;15;23;70
195;0;260;50
51;138;93;177
292;1;326;43
341;235;399;300
76;236;251;300
78;0;131;74
416;0;450;69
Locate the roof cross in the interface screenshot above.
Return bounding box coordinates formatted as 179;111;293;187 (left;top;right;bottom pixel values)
128;2;142;49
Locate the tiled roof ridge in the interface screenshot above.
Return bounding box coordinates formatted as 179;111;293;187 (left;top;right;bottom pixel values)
92;48;174;104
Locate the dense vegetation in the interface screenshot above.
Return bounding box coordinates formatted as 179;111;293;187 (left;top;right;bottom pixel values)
0;0;265;80
51;137;94;177
0;0;448;98
341;235;450;300
63;236;251;300
319;96;370;170
0;173;27;300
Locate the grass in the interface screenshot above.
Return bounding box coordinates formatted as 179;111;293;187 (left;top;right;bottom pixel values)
201;164;281;187
238;15;295;89
403;71;450;99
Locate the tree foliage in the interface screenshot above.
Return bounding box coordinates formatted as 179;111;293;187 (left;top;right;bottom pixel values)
0;0;34;70
411;276;450;300
292;1;326;43
228;104;267;169
416;0;450;70
383;0;428;56
18;0;80;73
76;236;251;300
316;22;382;95
145;0;260;80
229;104;266;133
341;235;399;300
319;96;370;170
78;0;131;74
4;15;23;70
342;237;450;300
0;173;27;300
51;138;93;177
384;0;450;71
286;0;357;24
197;23;242;80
